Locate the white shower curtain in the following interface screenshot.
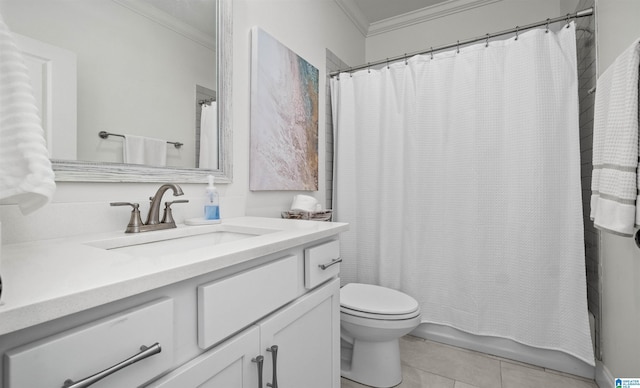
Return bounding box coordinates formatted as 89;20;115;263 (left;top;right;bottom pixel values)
199;102;218;169
331;23;594;366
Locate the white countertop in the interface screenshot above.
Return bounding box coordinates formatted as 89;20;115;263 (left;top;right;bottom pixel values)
0;217;348;336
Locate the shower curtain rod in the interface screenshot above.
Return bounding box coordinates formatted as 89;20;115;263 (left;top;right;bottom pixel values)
329;7;593;77
199;98;216;105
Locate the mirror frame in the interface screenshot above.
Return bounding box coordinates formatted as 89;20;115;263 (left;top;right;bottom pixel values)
51;0;233;184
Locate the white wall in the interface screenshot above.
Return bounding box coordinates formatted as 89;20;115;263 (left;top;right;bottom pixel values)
596;0;640;378
365;0;574;63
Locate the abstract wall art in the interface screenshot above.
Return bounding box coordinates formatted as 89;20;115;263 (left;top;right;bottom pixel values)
250;27;319;191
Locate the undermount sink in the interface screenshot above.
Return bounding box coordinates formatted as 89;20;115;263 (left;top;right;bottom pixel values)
84;224;278;257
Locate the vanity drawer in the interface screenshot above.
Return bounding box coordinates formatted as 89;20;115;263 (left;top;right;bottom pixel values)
198;255;299;349
4;298;174;388
304;240;341;289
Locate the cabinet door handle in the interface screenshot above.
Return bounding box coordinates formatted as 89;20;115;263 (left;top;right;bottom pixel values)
266;345;278;388
61;343;161;388
252;355;264;388
318;258;342;270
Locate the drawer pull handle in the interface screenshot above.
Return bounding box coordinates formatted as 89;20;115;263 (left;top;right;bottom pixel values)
266;345;278;388
318;258;342;270
252;355;264;388
61;343;161;388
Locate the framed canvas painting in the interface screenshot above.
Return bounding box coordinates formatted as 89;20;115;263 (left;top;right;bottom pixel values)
250;27;319;191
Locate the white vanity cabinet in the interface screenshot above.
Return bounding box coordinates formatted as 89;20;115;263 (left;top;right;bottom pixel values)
147;241;341;388
147;279;340;388
0;222;345;388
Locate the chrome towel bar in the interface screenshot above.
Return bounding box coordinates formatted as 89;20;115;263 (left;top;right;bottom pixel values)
98;131;183;149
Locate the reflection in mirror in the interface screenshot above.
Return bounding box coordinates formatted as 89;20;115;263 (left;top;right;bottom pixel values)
196;85;218;169
0;0;232;183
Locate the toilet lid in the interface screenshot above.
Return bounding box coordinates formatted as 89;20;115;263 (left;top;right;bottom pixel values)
340;283;419;316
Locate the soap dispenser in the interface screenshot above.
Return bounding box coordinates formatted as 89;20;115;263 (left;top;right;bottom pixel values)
204;175;220;221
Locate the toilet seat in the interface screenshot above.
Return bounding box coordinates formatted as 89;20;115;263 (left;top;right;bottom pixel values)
341;306;420;321
340;283;420;320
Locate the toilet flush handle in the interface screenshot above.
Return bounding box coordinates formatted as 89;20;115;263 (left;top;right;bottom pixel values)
318;258;342;270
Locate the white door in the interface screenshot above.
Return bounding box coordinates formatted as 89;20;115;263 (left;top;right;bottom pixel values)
145;326;261;388
259;278;341;388
13;33;77;160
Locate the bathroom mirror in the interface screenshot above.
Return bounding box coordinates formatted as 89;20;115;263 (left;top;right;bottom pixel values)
0;0;232;183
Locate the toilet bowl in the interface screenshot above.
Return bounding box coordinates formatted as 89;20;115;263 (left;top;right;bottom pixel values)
340;283;422;388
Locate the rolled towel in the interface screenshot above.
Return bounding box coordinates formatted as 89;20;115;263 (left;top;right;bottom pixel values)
291;194;318;212
0;13;56;215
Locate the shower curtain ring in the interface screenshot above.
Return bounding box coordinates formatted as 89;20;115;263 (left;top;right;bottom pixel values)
515;26;519;40
485;33;490;47
430;47;433;59
566;13;571;28
386;58;390;69
545;18;550;33
367;62;370;73
456;40;460;53
404;54;408;65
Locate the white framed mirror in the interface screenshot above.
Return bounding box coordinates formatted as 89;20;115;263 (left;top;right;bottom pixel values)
0;0;232;183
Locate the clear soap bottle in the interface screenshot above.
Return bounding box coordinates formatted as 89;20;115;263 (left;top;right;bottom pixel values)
204;175;220;221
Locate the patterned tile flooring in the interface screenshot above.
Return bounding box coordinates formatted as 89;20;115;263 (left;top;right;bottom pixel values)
341;336;598;388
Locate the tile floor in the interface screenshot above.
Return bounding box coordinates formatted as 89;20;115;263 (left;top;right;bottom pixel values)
341;335;598;388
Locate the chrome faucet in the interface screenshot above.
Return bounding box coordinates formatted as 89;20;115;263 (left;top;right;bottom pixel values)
111;183;188;233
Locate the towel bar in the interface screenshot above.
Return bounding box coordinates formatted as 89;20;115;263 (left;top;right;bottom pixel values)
98;131;183;149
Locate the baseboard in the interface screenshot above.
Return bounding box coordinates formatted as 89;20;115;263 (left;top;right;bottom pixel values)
595;360;615;388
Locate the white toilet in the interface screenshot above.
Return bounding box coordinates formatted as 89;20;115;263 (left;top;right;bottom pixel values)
340;283;422;387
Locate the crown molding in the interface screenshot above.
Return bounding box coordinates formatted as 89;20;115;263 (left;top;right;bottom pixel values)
333;0;369;37
112;0;216;50
368;0;502;36
336;0;503;38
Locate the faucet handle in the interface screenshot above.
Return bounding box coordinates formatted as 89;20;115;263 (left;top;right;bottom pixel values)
161;199;189;224
167;199;189;205
110;202;139;208
110;202;143;233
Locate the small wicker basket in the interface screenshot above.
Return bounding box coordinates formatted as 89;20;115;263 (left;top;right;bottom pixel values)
281;209;333;222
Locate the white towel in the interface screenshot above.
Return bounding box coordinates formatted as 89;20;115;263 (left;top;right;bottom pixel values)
123;134;167;167
123;134;145;165
590;39;640;236
0;13;56;215
142;136;167;167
